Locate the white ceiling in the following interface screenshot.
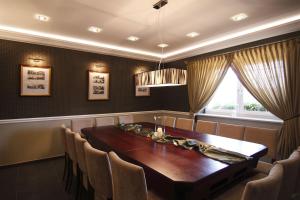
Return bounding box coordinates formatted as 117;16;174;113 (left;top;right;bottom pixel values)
0;0;300;61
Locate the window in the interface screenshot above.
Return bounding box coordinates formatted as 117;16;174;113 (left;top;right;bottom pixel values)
205;68;278;120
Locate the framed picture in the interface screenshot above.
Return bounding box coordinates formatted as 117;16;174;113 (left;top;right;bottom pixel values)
20;65;51;96
88;71;109;100
135;86;150;96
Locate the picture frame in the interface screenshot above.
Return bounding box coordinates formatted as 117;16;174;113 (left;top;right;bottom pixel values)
88;71;109;100
20;65;51;96
135;86;150;97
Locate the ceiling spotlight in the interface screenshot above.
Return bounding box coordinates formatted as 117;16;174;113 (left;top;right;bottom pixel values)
231;13;248;21
158;43;168;48
127;36;139;41
186;32;199;38
35;14;50;22
88;26;102;33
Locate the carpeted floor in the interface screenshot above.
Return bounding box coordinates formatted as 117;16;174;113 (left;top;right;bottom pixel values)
0;157;73;200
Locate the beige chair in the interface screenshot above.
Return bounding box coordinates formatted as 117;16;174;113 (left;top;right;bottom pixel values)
218;123;245;140
244;127;278;162
276;151;300;200
109;151;160;200
118;115;134;124
162;116;176;128
60;124;68;181
296;147;300;198
175;118;194;131
84;142;112;200
74;134;88;191
214;163;283;200
71;118;94;133
65;128;79;191
195;120;218;135
96;117;115;127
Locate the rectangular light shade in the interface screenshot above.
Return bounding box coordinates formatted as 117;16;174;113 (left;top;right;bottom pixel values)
135;68;187;87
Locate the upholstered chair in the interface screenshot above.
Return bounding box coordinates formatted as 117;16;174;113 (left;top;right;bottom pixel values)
162;116;176;128
109;151;161;200
244;127;278;162
65;128;79;192
214;163;283;200
241;163;284;200
84;142;113;200
195;120;218;135
60;124;68;181
218;123;245;140
276;150;300;200
118;115;134;124
175;118;194;131
95;117;115;127
74;133;88;195
71;118;94;133
243;127;279;174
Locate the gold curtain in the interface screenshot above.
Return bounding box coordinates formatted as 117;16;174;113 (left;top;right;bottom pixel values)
187;55;231;113
232;39;300;158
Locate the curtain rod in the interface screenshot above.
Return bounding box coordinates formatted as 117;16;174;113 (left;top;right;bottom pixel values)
184;35;300;64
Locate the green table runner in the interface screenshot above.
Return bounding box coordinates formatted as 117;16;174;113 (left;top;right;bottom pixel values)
118;123;252;164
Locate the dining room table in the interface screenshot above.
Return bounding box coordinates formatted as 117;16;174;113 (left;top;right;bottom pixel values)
81;122;267;200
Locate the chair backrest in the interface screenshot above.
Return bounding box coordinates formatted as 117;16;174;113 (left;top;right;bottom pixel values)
163;116;176;128
84;142;112;199
74;133;87;173
175;118;194;131
276;151;300;200
65;128;78;176
296;148;300;195
96;117;115;127
118;115;134;124
241;163;283;200
109;151;147;200
65;128;77;163
71;118;94;133
244;127;278;161
60;124;67;152
218;123;245;140
195;120;218;135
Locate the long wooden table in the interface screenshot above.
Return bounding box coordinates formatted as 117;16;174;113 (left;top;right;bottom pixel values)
82;123;267;200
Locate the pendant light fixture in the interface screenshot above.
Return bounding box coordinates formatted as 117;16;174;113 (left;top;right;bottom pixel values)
135;0;187;88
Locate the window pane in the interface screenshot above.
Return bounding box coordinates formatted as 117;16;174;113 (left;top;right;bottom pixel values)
207;68;237;110
243;87;267;112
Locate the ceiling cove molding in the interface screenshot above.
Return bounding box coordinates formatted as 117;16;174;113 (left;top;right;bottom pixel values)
164;17;300;62
0;14;300;62
0;27;161;62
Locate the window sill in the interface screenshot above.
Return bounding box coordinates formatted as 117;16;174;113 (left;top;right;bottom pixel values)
197;113;283;124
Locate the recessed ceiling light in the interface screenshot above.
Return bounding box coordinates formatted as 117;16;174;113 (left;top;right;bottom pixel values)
231;13;248;22
88;26;102;33
186;32;199;38
158;43;168;48
35;14;50;22
127;36;139;41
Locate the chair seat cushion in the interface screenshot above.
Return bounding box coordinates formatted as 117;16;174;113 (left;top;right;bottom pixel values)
254;161;273;175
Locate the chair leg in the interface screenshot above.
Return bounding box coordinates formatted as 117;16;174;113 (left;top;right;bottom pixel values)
86;181;94;200
63;152;68;181
67;160;73;192
65;158;71;191
75;166;81;200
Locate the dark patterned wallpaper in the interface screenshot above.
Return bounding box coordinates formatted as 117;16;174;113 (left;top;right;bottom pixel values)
1;31;299;119
0;39;164;119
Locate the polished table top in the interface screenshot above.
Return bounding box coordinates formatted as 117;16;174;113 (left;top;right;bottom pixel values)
82;122;267;199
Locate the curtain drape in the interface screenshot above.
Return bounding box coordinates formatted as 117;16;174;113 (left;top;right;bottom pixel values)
232;39;300;158
187;55;231;113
